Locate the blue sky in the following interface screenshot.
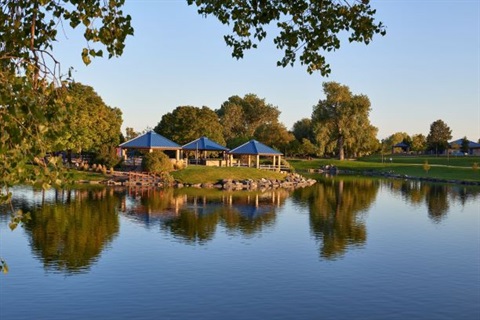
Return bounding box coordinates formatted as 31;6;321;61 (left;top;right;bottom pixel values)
54;0;480;141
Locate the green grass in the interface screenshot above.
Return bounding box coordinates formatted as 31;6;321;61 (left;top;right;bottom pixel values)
360;154;478;167
289;155;480;182
171;165;286;184
68;169;108;181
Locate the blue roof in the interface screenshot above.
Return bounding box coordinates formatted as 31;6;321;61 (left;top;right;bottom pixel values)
119;131;180;149
393;142;409;148
229;140;283;155
182;136;229;152
449;139;480;148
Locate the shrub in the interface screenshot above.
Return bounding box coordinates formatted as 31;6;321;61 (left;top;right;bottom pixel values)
93;145;122;168
423;160;431;174
141;151;174;174
173;160;185;170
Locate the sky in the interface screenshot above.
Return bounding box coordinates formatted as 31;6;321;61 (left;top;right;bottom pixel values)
53;0;480;141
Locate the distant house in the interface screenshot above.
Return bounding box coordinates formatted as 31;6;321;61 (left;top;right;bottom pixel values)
392;142;410;154
449;138;480;156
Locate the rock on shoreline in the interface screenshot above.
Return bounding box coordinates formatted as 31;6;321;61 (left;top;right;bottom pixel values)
93;172;317;190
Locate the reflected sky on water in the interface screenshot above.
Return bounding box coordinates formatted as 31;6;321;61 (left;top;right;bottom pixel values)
1;178;479;320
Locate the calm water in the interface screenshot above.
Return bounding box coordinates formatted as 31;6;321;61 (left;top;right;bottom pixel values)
1;178;479;320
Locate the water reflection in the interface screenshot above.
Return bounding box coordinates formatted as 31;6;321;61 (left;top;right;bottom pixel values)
3;179;479;274
21;188;121;274
120;187;290;244
382;180;480;223
292;178;379;260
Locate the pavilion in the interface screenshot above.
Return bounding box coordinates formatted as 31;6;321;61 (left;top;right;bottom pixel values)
182;136;229;166
228;139;283;171
119;131;181;161
392;142;410;154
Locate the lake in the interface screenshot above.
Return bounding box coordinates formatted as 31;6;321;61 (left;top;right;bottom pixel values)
1;177;479;320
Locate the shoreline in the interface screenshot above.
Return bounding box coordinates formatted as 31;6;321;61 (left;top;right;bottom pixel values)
305;168;480;186
79;172;318;191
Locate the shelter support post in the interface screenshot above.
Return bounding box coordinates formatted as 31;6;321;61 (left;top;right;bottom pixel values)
277;155;281;172
256;155;260;168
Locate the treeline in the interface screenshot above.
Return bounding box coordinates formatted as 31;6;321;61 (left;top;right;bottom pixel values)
47;82;475;170
125;82;477;161
126;82;380;161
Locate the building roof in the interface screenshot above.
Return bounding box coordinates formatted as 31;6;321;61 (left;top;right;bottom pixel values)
119;131;180;149
449;139;480;148
229;140;283;156
393;142;409;148
182;136;229;152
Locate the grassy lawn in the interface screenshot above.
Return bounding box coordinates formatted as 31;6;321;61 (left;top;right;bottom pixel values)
65;154;479;185
171;165;286;184
68;170;109;181
288;155;480;182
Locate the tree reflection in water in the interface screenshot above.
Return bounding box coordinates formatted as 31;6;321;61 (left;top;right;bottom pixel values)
382;180;480;223
292;178;379;260
21;188;121;274
120;187;290;244
5;179;477;274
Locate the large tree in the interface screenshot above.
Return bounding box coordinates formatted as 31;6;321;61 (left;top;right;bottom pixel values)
1;1;132;272
426;119;452;155
188;0;385;75
411;134;427;154
154;106;225;146
1;1;133;198
253;121;294;153
312;82;377;160
217;94;281;147
61;82;123;166
292;118;315;143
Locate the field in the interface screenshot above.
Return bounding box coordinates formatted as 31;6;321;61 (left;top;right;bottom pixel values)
67;154;480;185
289;154;480;182
171;165;286;184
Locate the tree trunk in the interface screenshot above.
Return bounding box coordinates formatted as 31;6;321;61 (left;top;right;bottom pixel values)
337;135;345;160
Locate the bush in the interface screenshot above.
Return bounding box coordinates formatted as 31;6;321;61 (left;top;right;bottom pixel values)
173;160;185;170
142;151;174;174
93;145;122;168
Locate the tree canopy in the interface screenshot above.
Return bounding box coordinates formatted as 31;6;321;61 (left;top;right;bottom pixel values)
217;94;281;147
61;82;123;166
154;106;225;146
253;121;294;153
188;0;385;75
411;134;427;154
1;0;133;202
312;82;377;160
384;132;411;152
426;119;452;155
292;118;315;143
